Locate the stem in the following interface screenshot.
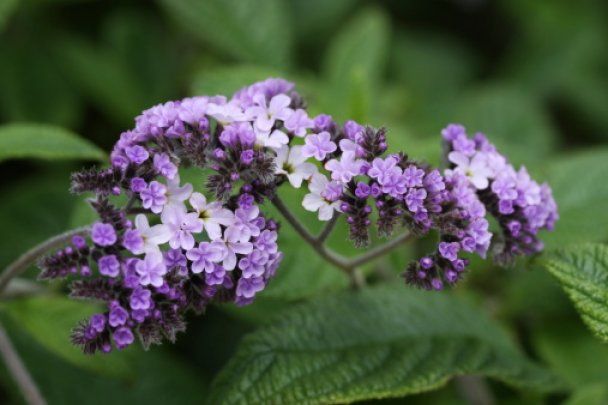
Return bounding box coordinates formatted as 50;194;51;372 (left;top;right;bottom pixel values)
0;322;46;405
0;227;90;294
316;213;339;243
271;196;412;286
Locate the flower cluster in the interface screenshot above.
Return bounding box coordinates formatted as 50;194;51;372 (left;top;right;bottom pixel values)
39;78;557;354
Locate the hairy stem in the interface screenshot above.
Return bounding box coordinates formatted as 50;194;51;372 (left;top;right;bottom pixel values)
0;322;46;405
0;227;90;294
316;213;340;243
271;196;412;286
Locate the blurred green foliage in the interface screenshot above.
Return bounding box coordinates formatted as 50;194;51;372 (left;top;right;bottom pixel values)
1;0;608;403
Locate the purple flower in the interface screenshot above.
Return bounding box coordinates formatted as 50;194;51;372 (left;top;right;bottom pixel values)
130;288;152;310
284;109;313;137
227;205;260;243
98;255;120;277
355;182;371;199
441;123;466;141
254;230;278;254
405;188;427;213
130;177;147;193
236;276;265;299
125;145;149;164
135;252;167;287
90;314;106;333
439;242;460;262
153;153;177;179
314;114;334;132
238;251;269;278
302;131;336;161
325;152;362;183
343;120;364;141
213;227;254;271
108;303;128;327
205;264;226;285
367;157;398;185
186;242;224;274
240;150;254;165
402;165;425;188
91;222;117;247
164;248;187;269
381;170;408;197
113;327;134;349
140;181;167;214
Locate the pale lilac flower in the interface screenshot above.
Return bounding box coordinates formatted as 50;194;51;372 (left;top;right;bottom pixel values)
439;242;460;262
189;192;235;240
213;227;254;271
113;327;134;349
136;252;167;287
227;205;261;242
448;151;492;189
238;251;269;278
163;175;193;212
381;170;408;197
109;304;128;327
367;157;399;185
274;145;317;188
324;151;363;183
140;181;167;214
338;139;365;158
255;230;278;254
302;131;336;161
91;223;117;247
284;109;313;137
236;276;265;299
246;93;292;133
161;206;204;250
178;96;210;125
402;165;425;188
153;153;177;180
405;188;427;213
126;214;171;255
186;242;224;274
302;173;342;221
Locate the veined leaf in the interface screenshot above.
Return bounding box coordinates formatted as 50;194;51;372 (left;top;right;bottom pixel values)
542;244;608;343
3;295;135;378
0;123;105;163
158;0;292;68
209;286;560;404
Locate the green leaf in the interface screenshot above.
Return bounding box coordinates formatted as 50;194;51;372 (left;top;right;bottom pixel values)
566;384;608;405
542;244;608;343
0;123;105;163
158;0;293;68
3;295;134;378
0;0;19;31
542;149;608;249
321;7;390;122
209;286;561;404
191;65;283;97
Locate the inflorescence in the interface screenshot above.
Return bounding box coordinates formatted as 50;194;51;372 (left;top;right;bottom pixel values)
38;78;558;354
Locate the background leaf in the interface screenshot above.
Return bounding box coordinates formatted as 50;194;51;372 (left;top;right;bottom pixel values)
543;244;608;343
158;0;293;68
0;123;105;162
209;286;560;404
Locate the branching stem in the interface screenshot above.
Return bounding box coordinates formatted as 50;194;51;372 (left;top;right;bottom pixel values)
270;196;412;286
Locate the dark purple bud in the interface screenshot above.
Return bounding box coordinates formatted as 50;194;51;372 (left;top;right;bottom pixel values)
355;182;371;199
240;150;254;165
363;205;372;213
340;202;350;212
431;278;443;290
419;257;433;269
130;177;147;193
347;216;354;224
213;148;226;160
230;172;240;181
72;235;87;249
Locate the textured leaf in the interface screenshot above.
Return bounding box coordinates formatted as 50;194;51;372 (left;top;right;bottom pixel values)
3;295;134;378
542;244;608;343
158;0;292;68
321;7;390;122
542;149;608;249
566;384;608;405
0;0;18;31
209;286;560;404
0;123;105;162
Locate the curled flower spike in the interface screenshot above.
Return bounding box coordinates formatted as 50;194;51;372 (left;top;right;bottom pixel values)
38;78;557;354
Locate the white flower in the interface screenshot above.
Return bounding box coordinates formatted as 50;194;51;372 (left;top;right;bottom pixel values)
207;101;247;125
132;214;171;254
160;205;204;250
189;192;235;240
274;145;317;188
213;227;254;271
163;174;193;213
302;173;342;221
448;151;493;190
255;129;289;150
246;93;293;134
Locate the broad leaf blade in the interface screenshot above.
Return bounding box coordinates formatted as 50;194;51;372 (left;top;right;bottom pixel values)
543;244;608;343
209;286;560;404
158;0;293;68
0;123;105;162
